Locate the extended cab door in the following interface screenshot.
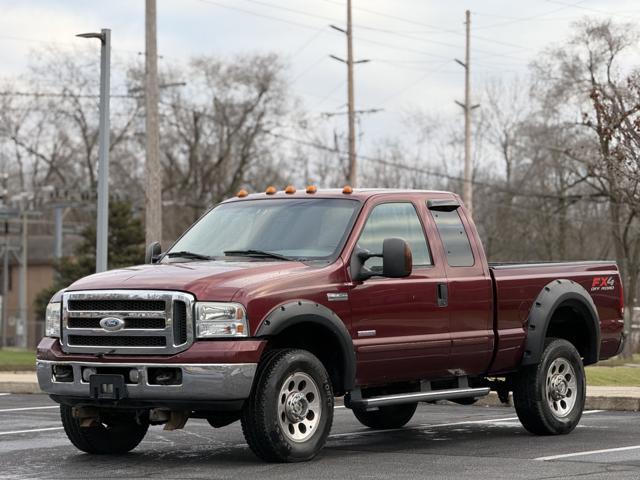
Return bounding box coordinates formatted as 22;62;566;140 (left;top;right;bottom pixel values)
347;197;450;386
426;199;494;375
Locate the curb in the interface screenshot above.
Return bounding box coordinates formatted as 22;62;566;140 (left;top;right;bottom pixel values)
476;392;640;412
0;382;41;395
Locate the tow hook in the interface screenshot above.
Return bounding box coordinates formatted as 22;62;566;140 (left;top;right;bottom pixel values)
72;406;101;428
149;408;190;431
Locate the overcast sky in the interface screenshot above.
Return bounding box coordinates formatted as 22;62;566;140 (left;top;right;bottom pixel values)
2;0;640;159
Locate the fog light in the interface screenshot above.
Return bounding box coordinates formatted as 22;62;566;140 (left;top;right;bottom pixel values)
148;367;182;385
53;365;73;383
129;369;140;383
82;367;97;382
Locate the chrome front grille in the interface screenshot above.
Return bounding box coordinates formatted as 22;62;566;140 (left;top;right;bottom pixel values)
61;290;195;355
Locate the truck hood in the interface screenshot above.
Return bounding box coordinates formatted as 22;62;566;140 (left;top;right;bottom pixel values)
67;260;315;301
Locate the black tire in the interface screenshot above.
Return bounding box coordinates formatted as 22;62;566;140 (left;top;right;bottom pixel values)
241;349;334;462
60;405;149;454
513;338;586;435
353;403;417;429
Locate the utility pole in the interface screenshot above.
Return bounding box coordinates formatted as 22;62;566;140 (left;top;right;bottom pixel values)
53;207;63;260
0;173;7;348
455;10;479;217
330;0;369;187
77;29;111;273
145;0;162;247
17;209;27;348
1;232;7;348
346;0;356;187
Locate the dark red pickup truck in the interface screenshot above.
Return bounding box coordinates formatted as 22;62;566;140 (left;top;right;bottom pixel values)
37;187;625;462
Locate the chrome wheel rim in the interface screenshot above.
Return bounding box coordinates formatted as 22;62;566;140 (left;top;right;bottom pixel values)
277;372;321;442
545;357;578;418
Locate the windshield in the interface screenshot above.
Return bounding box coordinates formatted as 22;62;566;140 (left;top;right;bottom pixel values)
166;198;360;261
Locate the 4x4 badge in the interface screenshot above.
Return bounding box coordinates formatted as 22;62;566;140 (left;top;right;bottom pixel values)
99;317;125;331
590;276;615;292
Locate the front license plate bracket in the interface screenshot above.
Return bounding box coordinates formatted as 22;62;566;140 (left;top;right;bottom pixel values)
89;374;128;400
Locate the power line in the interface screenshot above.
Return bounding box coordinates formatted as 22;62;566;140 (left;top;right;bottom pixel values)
0;90;139;99
378;60;452;105
544;0;640;19
472;0;589;30
290;26;329;58
194;0;319;31
318;0;534;52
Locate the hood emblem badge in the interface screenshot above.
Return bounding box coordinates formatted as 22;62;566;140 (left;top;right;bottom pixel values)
100;317;125;332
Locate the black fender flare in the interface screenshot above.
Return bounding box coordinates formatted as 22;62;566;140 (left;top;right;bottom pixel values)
255;300;356;391
522;279;600;366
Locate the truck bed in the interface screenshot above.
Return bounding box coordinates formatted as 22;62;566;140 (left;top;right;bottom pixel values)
487;260;624;374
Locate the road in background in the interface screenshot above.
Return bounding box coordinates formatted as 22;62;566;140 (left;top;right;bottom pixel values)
0;394;639;479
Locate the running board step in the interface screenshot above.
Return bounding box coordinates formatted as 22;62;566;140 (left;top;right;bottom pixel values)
347;387;490;409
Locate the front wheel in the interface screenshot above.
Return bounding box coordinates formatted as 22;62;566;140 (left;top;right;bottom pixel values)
513;338;586;435
353;403;417;429
241;349;334;462
60;405;149;454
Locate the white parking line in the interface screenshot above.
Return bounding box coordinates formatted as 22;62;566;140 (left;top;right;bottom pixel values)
0;406;58;413
0;427;63;436
329;415;520;439
329;409;605;440
535;445;640;461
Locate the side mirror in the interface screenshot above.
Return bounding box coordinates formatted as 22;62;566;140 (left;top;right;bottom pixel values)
382;238;412;278
350;238;412;281
145;242;162;264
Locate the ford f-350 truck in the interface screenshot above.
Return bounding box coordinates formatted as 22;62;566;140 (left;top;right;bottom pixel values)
36;187;625;462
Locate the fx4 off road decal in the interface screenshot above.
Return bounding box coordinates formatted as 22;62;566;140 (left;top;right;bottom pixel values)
591;276;615;292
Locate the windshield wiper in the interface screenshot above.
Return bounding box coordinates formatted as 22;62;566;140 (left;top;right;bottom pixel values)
165;251;214;261
224;249;294;261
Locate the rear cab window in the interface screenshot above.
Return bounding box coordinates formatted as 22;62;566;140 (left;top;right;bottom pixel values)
428;206;475;267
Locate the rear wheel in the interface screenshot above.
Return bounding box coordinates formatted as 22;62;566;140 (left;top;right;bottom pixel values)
60;405;149;454
353;403;417;429
513;338;585;435
241;349;334;462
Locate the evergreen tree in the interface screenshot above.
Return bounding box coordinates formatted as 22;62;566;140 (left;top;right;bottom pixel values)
34;200;145;318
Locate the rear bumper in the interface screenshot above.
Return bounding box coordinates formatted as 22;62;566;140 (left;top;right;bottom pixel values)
37;359;257;401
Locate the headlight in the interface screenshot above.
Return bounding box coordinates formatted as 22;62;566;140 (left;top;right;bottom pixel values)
195;302;248;338
45;302;61;338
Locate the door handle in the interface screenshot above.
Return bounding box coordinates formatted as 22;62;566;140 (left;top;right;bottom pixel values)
437;283;448;307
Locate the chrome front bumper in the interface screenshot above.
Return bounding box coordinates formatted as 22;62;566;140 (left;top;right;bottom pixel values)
36;360;257;401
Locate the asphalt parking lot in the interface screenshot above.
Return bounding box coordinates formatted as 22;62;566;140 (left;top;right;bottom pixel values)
0;394;638;479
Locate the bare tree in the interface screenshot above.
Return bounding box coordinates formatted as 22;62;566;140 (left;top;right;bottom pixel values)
156;54;294;239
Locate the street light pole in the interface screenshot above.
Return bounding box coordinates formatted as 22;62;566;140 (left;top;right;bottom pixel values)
77;29;111;273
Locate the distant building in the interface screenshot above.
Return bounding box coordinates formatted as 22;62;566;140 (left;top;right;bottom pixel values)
1;234;80;349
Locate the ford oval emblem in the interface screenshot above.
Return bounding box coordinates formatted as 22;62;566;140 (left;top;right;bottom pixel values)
100;317;125;331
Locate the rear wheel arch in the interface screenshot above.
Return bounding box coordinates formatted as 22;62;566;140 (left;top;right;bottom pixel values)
255;300;356;395
523;279;600;366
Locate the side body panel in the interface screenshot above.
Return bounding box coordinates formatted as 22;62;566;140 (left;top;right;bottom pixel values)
489;262;624;374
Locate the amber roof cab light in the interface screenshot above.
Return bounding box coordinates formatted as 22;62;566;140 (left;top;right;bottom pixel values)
237;189;249;198
306;185;317;194
342;185;353;194
265;186;277;195
284;185;296;194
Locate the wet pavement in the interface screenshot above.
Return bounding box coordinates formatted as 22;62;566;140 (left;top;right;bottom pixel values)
0;394;639;479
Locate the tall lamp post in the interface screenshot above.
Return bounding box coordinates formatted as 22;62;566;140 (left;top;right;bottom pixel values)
77;29;111;273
